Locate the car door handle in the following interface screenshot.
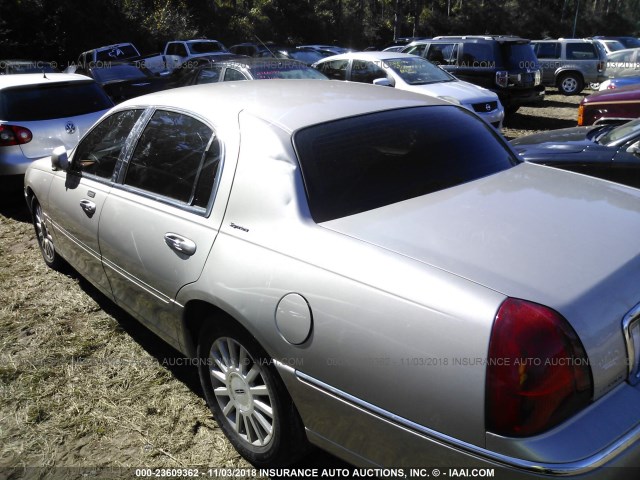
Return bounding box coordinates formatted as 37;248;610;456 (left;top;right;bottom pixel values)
79;199;96;217
164;233;197;256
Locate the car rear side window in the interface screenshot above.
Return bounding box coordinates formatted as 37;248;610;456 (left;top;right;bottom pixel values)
294;106;518;223
566;43;596;60
317;59;349;80
427;43;458;65
0;82;113;121
124;110;219;209
74;109;144;179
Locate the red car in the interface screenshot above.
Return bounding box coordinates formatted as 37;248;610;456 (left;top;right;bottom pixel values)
578;83;640;125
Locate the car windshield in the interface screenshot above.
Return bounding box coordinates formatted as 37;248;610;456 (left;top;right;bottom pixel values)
188;41;226;54
0;81;112;120
599;119;640;145
95;45;139;61
250;62;327;79
294;106;518;222
91;65;147;82
385;57;454;84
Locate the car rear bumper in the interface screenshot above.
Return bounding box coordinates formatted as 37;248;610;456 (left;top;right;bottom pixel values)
279;364;640;477
0;148;35;175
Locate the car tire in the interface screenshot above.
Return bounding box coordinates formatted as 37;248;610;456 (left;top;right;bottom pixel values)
31;198;64;270
197;321;309;467
557;73;584;95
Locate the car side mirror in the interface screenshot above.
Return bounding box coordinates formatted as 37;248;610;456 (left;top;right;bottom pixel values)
51;146;69;171
373;77;393;87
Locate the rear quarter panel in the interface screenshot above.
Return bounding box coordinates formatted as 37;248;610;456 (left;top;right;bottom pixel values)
176;112;506;447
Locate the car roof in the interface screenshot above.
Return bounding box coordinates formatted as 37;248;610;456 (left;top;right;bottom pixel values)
118;79;447;133
0;73;96;89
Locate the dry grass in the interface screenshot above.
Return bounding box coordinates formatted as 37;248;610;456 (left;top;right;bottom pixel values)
0;199;258;479
0;91;585;479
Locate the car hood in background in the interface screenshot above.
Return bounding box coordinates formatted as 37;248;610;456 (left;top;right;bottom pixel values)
510;126;601;154
401;79;498;105
16;109;108;159
321;162;640;396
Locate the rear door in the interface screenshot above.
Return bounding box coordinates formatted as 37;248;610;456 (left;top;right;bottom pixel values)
99;109;223;340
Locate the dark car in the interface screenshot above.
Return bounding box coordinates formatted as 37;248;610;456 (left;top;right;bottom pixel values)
67;62;168;103
511;119;640;188
577;84;640;125
177;57;327;86
402;35;544;113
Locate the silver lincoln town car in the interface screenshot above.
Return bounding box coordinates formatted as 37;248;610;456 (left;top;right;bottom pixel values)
24;80;640;476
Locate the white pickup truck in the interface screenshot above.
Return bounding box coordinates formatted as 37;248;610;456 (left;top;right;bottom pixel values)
77;39;229;75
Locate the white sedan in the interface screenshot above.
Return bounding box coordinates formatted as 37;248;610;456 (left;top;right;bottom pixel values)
313;51;504;128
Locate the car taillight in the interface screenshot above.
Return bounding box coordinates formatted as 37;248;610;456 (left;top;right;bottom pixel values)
597;61;605;73
486;298;592;437
534;69;541;86
495;70;509;88
577;104;584;126
0;124;33;146
607;84;616;89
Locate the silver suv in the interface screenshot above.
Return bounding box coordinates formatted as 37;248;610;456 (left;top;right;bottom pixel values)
531;39;607;94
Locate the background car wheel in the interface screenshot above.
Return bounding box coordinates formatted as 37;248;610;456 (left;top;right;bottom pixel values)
557;73;584;95
197;322;309;467
31;198;64;270
589;82;600;90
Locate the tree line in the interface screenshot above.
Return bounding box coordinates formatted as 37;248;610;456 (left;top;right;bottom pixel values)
1;0;639;64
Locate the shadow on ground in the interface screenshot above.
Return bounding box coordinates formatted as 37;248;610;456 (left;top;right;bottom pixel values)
1;178;31;223
70;271;352;471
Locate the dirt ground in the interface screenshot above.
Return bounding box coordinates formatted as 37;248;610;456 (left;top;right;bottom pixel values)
0;89;584;480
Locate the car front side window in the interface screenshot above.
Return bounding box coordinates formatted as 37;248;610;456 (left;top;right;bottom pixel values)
73;109;144;179
123;110;219;209
535;42;560;59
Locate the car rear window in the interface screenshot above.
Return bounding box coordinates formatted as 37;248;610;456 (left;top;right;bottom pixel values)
294;106;518;223
503;42;539;69
251;62;327;79
0;81;113;121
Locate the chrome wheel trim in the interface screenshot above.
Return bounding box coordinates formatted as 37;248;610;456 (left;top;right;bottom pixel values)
34;204;55;263
561;77;578;93
209;337;275;447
